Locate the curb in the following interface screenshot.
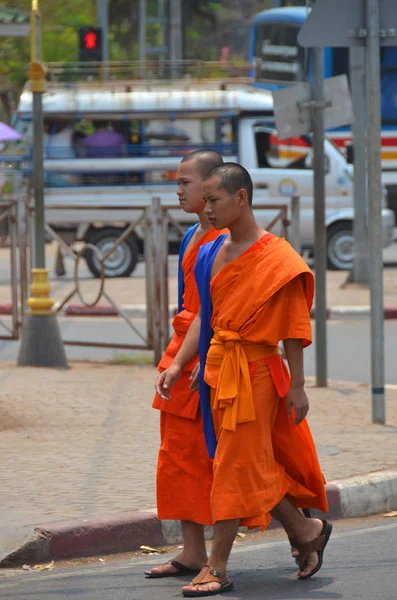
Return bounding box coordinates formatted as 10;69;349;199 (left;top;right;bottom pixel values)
1;470;396;568
1;302;397;320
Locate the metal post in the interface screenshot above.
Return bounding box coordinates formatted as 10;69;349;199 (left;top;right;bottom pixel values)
312;47;327;387
139;0;147;78
151;198;162;364
366;0;385;423
349;44;369;283
97;0;109;79
9;203;19;338
160;207;170;350
290;195;301;254
32;92;45;268
144;206;154;348
169;0;183;78
17;0;67;369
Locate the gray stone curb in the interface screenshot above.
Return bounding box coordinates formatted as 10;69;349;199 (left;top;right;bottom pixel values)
1;470;396;568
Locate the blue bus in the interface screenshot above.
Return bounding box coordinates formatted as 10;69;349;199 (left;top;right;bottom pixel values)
249;6;397;211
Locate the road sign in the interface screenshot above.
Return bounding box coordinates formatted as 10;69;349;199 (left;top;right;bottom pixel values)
298;0;397;47
272;82;311;140
272;75;353;140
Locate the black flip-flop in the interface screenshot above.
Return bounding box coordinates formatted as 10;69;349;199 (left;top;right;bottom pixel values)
291;519;333;580
145;559;201;579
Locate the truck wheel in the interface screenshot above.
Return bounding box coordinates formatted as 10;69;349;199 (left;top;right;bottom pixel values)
327;221;354;271
85;228;139;278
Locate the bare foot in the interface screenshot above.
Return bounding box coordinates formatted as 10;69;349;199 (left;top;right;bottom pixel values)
182;566;231;596
294;518;324;578
182;579;222;595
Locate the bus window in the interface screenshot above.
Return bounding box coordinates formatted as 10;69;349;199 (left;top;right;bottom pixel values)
254;126;311;169
381;48;397;125
332;48;348;78
254;23;306;83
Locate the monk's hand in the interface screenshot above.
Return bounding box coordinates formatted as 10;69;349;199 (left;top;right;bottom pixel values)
155;364;182;400
286;383;309;425
189;362;200;391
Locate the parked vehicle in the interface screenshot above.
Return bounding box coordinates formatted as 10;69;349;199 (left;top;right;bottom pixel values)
1;78;394;275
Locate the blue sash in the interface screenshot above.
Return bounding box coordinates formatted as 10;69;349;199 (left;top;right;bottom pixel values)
177;223;199;312
194;234;228;458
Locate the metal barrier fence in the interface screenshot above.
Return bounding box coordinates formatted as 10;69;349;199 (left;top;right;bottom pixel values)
1;195;300;362
0;199;22;340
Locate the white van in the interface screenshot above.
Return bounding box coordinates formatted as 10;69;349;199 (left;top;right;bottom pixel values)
3;81;395;275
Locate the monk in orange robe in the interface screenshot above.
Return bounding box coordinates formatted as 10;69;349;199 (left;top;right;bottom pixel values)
147;150;226;579
156;163;331;597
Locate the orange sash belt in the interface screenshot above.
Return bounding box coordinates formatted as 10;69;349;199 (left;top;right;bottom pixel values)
205;328;279;432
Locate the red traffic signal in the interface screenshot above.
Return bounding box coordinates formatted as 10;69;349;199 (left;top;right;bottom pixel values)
84;31;98;50
79;26;102;61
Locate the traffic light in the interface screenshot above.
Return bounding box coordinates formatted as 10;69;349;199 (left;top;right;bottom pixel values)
79;26;102;62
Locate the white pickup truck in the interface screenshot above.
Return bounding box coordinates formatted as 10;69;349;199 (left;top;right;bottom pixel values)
3;83;395;276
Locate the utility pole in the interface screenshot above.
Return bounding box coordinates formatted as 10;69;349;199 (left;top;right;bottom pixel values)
97;0;109;78
349;44;369;283
312;47;327;387
17;0;67;369
366;0;385;423
139;0;147;77
169;0;183;77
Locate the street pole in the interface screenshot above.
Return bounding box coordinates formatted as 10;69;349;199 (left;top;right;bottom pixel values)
169;0;183;78
349;44;369;284
312;47;327;387
17;0;67;369
97;0;109;78
366;0;385;423
139;0;147;78
31;15;45;270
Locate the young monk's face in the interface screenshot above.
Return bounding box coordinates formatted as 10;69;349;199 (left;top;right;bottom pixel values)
203;176;244;230
176;160;206;214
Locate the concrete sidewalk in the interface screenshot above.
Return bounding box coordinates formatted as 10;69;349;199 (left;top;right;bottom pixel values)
0;362;396;566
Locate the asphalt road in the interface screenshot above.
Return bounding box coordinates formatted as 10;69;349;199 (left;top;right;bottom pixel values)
0;517;395;599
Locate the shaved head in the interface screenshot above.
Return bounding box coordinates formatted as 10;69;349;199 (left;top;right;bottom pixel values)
181;149;224;179
204;163;253;206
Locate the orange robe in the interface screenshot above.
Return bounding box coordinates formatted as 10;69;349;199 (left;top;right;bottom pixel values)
203;233;328;530
153;226;226;524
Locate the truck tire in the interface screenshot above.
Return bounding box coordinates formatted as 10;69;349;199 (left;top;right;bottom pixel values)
85;227;139;278
327;221;354;271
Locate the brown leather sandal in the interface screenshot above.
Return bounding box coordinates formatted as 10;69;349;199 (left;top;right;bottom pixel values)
290;519;333;580
182;565;234;597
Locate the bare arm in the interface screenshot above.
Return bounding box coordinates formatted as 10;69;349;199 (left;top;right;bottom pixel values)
155;312;201;400
283;338;308;425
